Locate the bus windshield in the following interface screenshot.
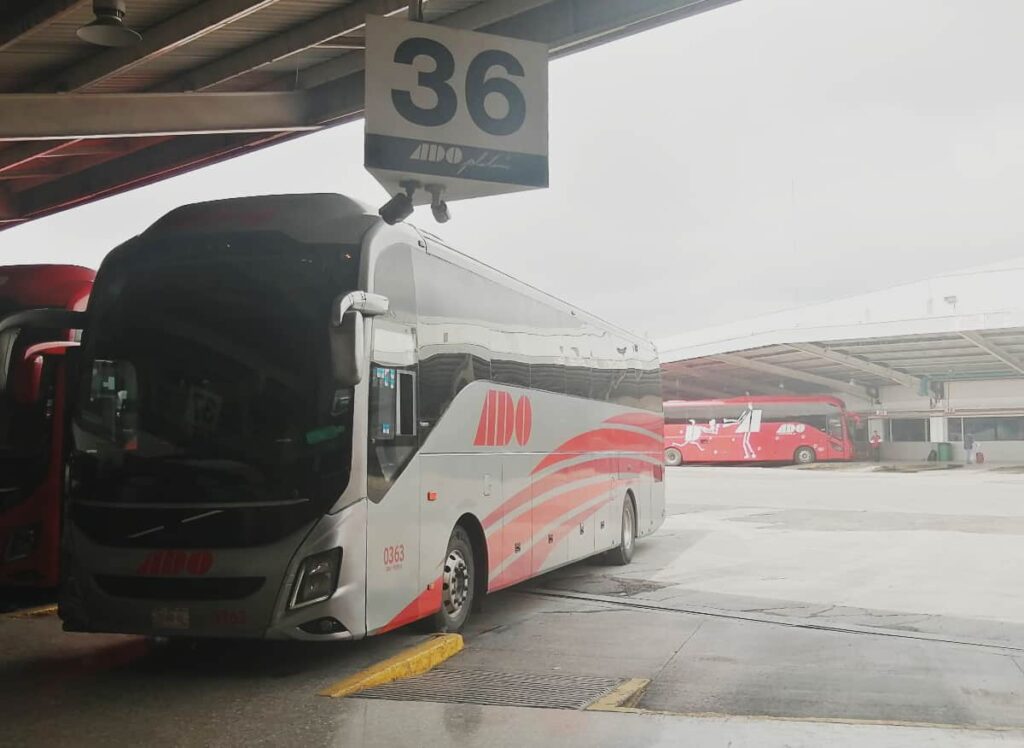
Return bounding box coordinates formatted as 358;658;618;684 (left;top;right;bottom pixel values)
71;238;359;514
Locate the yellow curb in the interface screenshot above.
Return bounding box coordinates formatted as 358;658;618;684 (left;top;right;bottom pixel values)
4;603;58;620
319;633;464;698
587;678;650;711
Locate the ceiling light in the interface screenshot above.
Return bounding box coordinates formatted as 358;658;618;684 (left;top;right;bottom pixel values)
78;1;142;48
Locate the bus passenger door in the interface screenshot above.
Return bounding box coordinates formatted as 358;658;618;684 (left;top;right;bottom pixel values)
364;362;423;634
363;242;425;634
826;415;847;460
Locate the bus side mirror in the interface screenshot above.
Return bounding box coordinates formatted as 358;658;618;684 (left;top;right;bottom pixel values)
0;309;86;396
330;292;390;387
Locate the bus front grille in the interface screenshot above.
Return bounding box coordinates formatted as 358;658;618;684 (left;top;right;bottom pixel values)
94;575;265;601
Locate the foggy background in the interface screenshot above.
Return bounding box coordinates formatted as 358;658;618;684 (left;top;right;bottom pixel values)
1;0;1023;339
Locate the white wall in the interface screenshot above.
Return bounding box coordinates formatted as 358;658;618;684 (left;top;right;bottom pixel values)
947;379;1024;413
848;378;1024;462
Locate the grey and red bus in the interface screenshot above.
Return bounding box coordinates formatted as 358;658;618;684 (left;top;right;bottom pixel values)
12;194;665;639
663;395;855;466
0;265;93;587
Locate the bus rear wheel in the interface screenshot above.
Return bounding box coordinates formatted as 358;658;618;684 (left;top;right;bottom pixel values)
428;525;476;633
605;496;636;566
664;448;682;467
794;446;816;465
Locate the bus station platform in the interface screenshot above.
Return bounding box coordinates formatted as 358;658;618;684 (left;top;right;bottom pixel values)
3;466;1023;747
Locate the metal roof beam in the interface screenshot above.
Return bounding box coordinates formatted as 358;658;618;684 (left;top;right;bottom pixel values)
296;0;737;92
664;380;736;399
663;362;805;397
786;342;923;389
959;331;1024;376
154;0;407;93
0;1;84;52
0;92;314;140
0;1;283;172
661;369;751;399
713;352;870;397
37;0;283;93
14;132;284;221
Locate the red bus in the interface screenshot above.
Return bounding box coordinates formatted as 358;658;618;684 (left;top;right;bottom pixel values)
0;265;94;587
663;395;855;466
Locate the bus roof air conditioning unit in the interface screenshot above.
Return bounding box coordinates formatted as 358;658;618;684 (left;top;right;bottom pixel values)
78;1;142;47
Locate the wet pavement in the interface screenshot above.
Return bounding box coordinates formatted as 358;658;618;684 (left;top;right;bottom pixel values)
3;466;1024;746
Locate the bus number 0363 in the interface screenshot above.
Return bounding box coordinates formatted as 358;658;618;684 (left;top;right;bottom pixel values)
391;38;527;136
383;544;406;566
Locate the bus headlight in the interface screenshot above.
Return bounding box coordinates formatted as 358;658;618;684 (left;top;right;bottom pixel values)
289;548;342;609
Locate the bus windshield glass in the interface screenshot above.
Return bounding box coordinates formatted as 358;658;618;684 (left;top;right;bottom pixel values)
71;237;359;512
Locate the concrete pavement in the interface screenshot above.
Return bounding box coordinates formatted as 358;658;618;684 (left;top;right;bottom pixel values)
2;466;1024;746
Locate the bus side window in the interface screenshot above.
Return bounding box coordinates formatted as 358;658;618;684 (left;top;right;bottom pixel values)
397;370;416;436
370;366;398;440
370;367;417;438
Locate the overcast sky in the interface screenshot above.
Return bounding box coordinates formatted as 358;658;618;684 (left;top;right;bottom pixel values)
2;0;1024;339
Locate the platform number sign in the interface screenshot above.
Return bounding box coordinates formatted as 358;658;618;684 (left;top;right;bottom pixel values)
365;16;548;204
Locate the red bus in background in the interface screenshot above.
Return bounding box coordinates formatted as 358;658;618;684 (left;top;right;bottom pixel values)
0;265;93;588
663;395;856;466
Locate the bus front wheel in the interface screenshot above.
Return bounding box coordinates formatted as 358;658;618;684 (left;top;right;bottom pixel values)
794;446;816;465
428;525;476;633
664;448;682;467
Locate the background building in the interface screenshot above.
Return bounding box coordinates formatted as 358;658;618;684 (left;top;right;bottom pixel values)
659;259;1024;462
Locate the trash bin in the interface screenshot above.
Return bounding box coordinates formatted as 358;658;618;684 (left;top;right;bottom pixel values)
936;442;953;462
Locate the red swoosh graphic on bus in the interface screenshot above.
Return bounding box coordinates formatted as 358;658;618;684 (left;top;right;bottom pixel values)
376;576;442;635
489;502;605;592
482;457;618;531
531;429;662;474
602;412;664;435
488;478;616;573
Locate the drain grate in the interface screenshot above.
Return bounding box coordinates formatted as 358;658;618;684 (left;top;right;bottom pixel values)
354;667;623;710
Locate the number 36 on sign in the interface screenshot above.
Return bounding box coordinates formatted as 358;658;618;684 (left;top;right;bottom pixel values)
365;16;549;205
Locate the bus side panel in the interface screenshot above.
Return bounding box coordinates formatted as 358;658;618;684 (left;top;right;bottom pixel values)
417;453;501;599
492;453;533;592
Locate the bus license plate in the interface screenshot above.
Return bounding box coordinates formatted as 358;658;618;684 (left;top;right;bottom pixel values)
152;607;190;630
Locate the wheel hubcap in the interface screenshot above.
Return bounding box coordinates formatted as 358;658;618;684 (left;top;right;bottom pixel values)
622;504;634;553
441;549;470;617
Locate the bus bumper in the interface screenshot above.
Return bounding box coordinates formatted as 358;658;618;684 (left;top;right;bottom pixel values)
60;501;369;641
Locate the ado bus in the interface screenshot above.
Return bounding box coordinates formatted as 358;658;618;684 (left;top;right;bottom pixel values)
41;194;664;640
663;395;855;466
0;265;94;587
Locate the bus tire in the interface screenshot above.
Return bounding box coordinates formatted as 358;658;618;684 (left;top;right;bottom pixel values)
428;525;476;634
606;495;636;566
794;446;816;465
664;448;682;467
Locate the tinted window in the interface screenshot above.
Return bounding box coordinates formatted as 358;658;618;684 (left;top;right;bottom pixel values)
961;416;1024;441
889;418;929;442
948;417;963;441
414;246;661;415
68;236;359;547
